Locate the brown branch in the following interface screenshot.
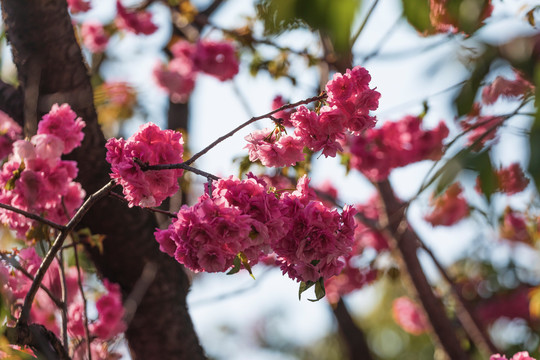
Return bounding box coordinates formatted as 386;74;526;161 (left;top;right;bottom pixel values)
185;94;326;165
0;202;66;230
376;179;469;360
5;323;70;360
419;241;499;355
331;298;373;360
135;158;220;181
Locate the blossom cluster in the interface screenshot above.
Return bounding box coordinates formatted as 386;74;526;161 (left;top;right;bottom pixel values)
154;39;239;103
476;163;530;196
106;122;184;208
346;115;449;181
0;248;125;358
461;103;504;149
78;0;157;54
491;352;537;360
424;183;469;227
155;174;356;283
482;72;534;105
0;104;86;237
245;66;380;167
428;0;493;34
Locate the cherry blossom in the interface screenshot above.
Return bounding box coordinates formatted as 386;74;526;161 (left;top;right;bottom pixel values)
106;122;184;207
67;0;91;13
392;296;429;335
424;183;469;227
116;0;157;35
482;73;534;105
81;21;110;53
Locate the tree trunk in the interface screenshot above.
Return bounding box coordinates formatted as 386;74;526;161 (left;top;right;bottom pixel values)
0;0;206;358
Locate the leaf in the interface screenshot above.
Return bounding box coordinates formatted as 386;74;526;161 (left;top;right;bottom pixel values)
465;150;496;203
526;7;538;28
455;47;497;117
238;251;256;279
308;278;326;302
298;280;315;300
401;0;434;34
226;255;242;275
5;160;25;191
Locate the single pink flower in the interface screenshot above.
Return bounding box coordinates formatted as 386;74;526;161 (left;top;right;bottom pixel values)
116;0;157;35
193;40;239;81
424;183;469;226
67;0;91;13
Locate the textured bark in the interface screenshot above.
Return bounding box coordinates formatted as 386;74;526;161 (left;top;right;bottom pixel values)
0;79;23;125
1;0;206;358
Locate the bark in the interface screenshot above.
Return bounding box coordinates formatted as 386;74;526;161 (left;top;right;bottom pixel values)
1;0;205;358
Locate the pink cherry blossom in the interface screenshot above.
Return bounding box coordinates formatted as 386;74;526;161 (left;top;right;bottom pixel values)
244;128;305;167
490;352;536;360
424;183;469;226
38;103;86;154
347;115;449;181
272;95;293;127
496;163;529;195
89;280;126;340
392;296;429;335
461;103;504;149
81;21;109;53
116;0;157;35
193;40;239;81
483;73;534;105
67;0;91;13
153;59;197;104
106;122;184;207
0;111;22;160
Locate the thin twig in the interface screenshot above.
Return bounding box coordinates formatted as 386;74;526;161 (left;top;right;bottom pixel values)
18;181;116;325
350;0;380;46
0;253;63;308
0;202;66;231
109;191;179;218
185;94;326;165
72;241;92;360
123;262;159;327
57;251;68;350
136;158;220;181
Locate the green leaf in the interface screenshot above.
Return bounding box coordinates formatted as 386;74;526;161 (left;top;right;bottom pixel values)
226;255;242;275
308;278;326;302
455;47;496;117
238;251;256;279
401;0;434;34
298;280;316;300
4;160;25;191
465;150;495;203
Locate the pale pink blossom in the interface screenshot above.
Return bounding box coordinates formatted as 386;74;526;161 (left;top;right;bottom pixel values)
106;122;184;207
68;301;86;337
38;103;85;154
392;296;429;335
424;183;469;226
81;21;109;53
244;128;305;167
116;0;157;35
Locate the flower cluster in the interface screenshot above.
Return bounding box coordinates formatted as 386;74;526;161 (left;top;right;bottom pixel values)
424;183;469;227
154;39;239;103
499;207;531;244
0;104;86;237
392;296;430;335
347;115;449;181
494;163;529;195
106;122;184;208
491;352;536;360
461;103;504;149
116;0;157;35
245;66;380;167
155;175;356;283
